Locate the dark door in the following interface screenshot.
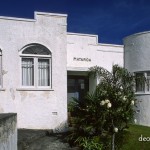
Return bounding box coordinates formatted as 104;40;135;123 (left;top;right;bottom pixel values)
67;75;89;102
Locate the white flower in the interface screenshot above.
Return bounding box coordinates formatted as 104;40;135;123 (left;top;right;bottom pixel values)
131;100;135;105
120;86;123;90
114;127;118;133
134;119;137;123
103;91;107;94
100;100;105;106
107;102;112;108
118;92;122;95
123;96;127;101
105;99;110;103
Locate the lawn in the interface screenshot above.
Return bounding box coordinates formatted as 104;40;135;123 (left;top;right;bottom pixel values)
121;124;150;150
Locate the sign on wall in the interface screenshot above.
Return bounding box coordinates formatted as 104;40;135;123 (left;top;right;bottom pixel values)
73;57;91;62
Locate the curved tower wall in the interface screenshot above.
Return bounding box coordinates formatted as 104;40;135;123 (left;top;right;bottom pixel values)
124;32;150;126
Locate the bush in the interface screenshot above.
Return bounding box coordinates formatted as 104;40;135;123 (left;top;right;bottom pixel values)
78;137;103;150
68;65;137;150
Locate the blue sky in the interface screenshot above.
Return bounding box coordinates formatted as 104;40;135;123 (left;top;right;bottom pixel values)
0;0;150;44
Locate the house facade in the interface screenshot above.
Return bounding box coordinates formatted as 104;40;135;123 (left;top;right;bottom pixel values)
0;12;69;130
0;11;125;130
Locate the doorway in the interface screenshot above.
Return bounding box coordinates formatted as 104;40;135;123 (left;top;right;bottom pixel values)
67;75;89;102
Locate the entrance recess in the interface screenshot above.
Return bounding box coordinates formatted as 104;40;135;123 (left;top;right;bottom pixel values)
67;75;89;102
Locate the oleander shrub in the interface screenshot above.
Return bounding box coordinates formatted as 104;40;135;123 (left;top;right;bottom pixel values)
68;65;140;150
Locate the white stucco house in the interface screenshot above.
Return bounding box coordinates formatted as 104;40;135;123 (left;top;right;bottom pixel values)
0;11;148;130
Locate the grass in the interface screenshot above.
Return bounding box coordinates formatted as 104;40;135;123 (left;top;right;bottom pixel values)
121;124;150;150
67;123;150;149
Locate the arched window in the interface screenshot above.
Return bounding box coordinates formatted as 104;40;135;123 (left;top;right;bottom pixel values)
0;49;2;87
20;44;52;88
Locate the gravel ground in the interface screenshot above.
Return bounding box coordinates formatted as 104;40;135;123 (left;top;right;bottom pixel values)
18;129;79;150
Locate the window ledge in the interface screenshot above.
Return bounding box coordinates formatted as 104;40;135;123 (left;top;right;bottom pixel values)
135;92;150;95
16;88;54;91
0;88;5;91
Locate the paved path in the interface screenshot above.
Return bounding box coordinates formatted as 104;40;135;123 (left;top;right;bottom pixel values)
18;129;79;150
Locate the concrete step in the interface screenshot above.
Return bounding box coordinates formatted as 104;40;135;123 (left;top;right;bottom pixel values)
18;129;80;150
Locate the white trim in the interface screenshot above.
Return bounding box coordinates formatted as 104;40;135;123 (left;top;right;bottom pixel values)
35;11;68;17
16;88;54;91
0;16;35;22
49;59;52;88
124;31;150;41
19;43;52;89
0;11;67;22
0;88;5;91
144;72;147;91
20;57;52;88
19;43;52;55
97;49;123;53
67;32;98;37
19;57;22;87
67;32;98;44
67;67;89;71
135;92;150;95
34;57;37;87
20;54;51;58
135;71;150;93
38;58;51;87
98;43;124;48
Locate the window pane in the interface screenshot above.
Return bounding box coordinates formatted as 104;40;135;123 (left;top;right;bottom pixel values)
147;72;150;91
22;58;34;86
38;59;50;86
136;73;145;92
22;44;51;55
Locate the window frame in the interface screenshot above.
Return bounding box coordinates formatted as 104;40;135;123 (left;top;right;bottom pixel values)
21;56;35;88
19;45;52;90
135;72;145;92
146;72;150;92
38;57;51;87
135;71;150;94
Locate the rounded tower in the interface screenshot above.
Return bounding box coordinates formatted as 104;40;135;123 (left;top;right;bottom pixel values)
124;31;150;126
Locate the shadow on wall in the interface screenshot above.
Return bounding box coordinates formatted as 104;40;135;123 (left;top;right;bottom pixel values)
53;120;68;133
0;113;17;150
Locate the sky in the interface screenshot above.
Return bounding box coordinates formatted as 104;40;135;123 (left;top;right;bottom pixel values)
0;0;150;44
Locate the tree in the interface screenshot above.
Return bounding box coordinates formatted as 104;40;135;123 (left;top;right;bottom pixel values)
68;65;137;150
89;65;136;149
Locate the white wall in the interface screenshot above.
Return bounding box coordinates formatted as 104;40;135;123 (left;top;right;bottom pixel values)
67;32;123;94
134;95;150;126
124;31;150;72
67;32;123;72
124;31;150;126
97;44;124;71
0;12;68;130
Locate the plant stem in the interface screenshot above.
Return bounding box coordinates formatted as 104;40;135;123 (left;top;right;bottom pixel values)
111;133;115;150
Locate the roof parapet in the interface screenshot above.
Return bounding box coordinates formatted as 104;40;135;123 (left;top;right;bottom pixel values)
34;11;68;18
